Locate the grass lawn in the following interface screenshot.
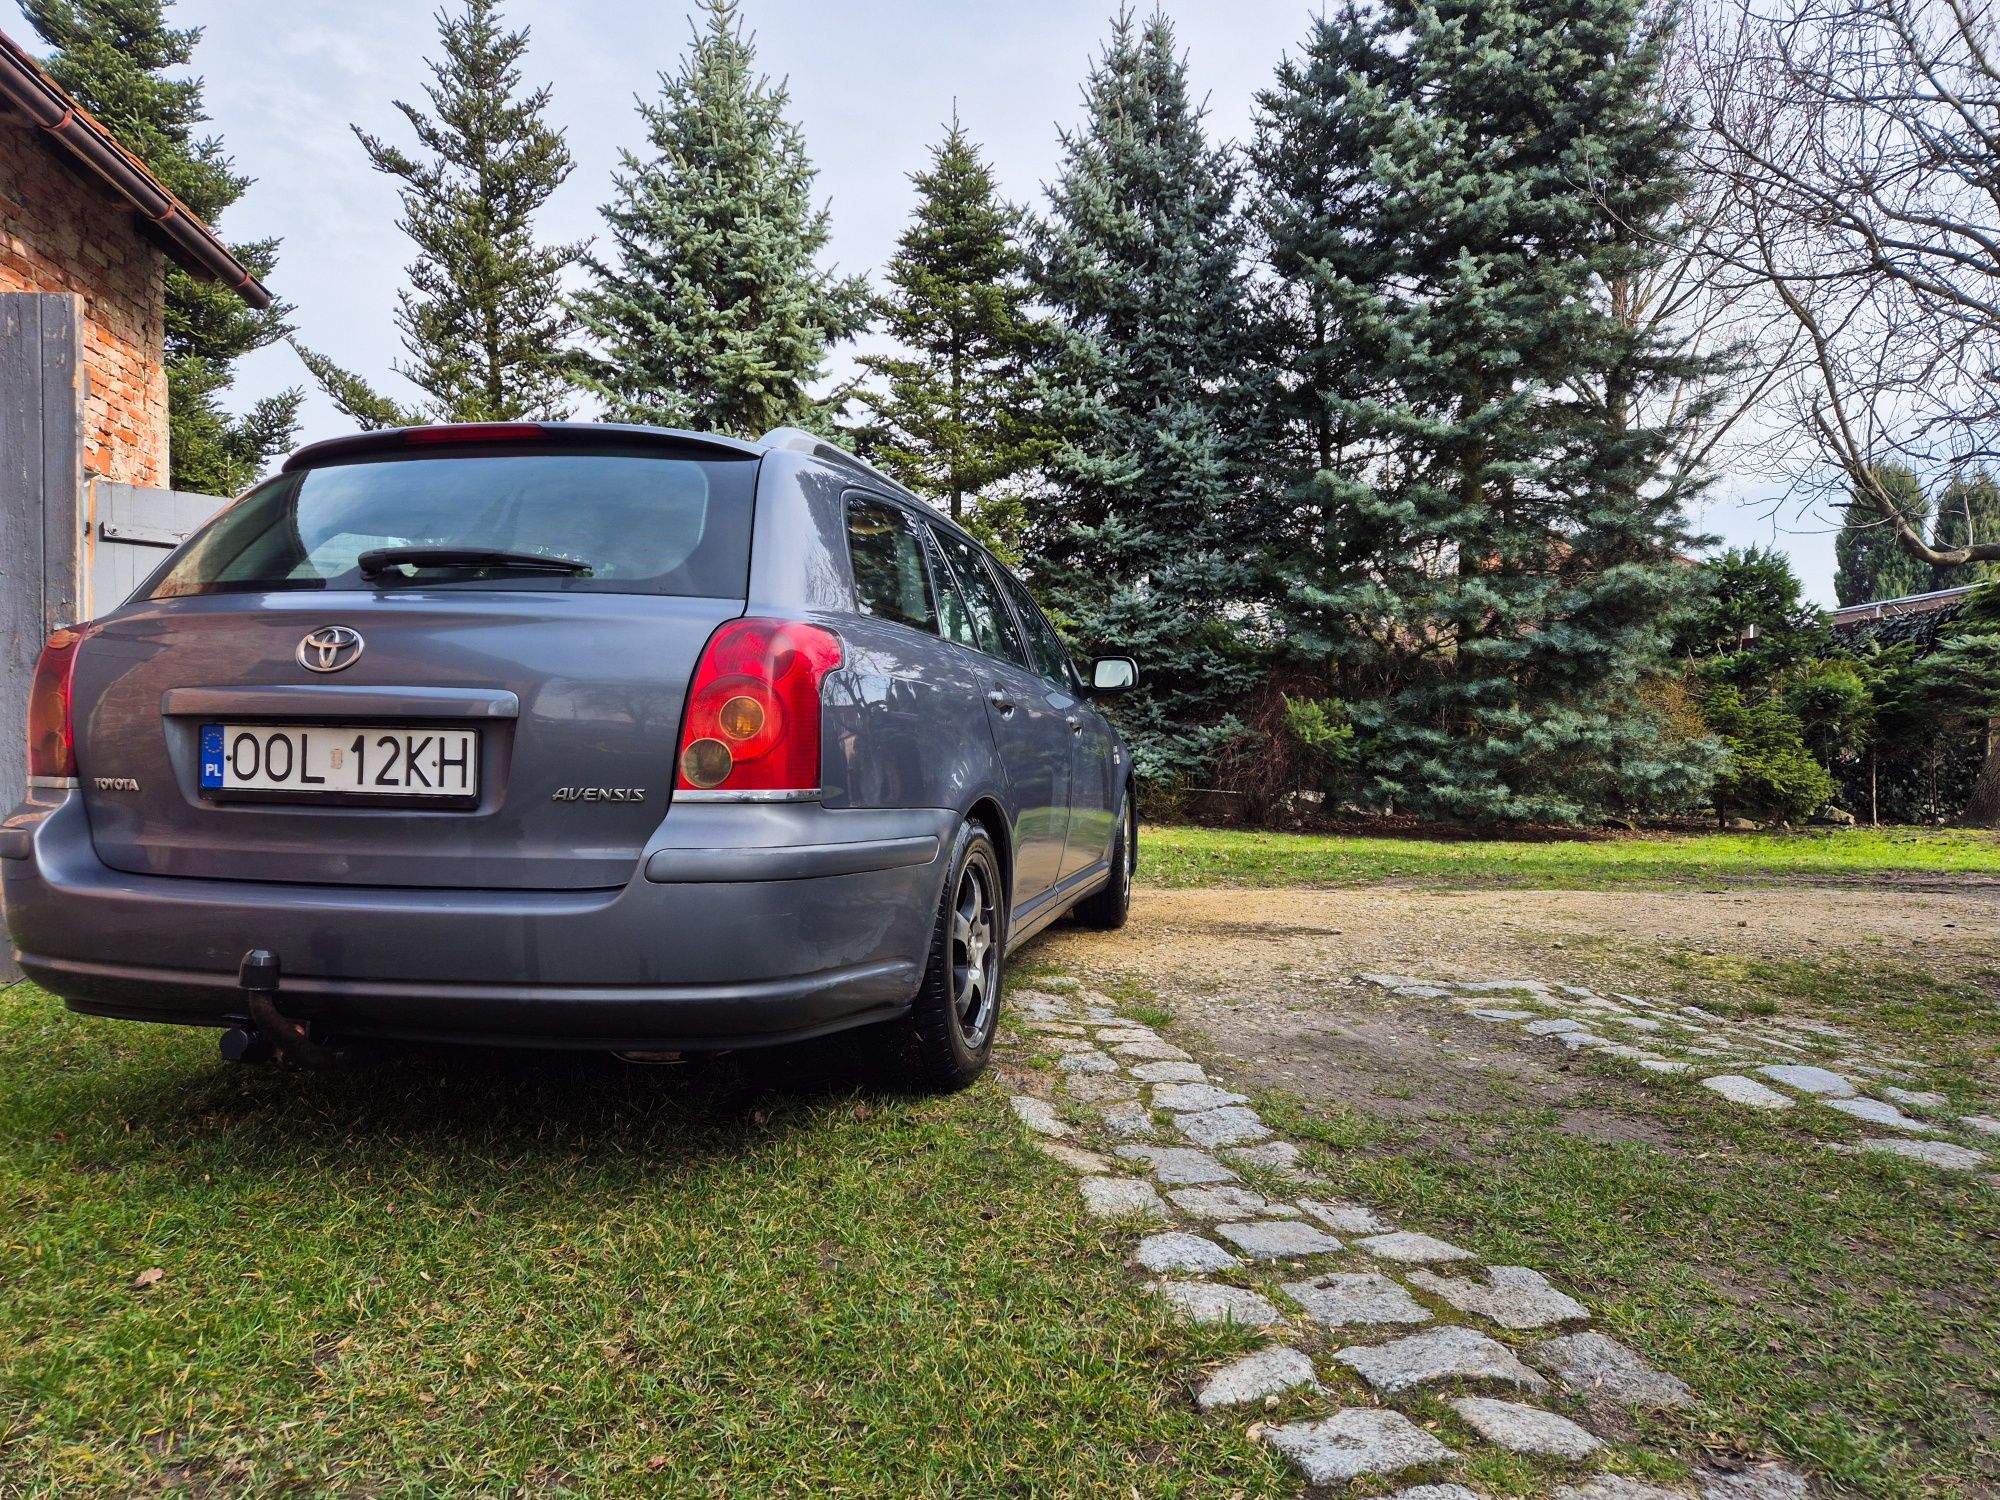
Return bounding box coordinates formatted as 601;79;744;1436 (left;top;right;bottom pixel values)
1254;1037;2000;1500
0;985;1290;1498
1141;822;2000;890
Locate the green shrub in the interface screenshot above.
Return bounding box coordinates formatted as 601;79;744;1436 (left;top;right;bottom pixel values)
1703;685;1838;824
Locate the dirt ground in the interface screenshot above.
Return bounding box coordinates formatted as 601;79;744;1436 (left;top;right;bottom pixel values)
1025;883;1998;1126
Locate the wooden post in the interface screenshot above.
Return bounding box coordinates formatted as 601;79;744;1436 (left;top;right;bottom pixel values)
1;292;84;985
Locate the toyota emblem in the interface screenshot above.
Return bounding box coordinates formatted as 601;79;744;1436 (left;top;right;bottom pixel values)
297;624;365;673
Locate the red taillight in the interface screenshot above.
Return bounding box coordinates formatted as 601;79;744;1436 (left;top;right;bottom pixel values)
26;626;82;780
403;423;548;445
675;619;843;794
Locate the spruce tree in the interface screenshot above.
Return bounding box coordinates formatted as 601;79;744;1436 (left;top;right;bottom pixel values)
1833;465;1931;605
1029;11;1259;785
295;0;583;427
1246;0;1718;823
1929;470;2000;590
854;117;1040;550
571;0;869;437
23;0;299;494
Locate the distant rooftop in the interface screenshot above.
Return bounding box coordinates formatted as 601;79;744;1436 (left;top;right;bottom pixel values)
1830;584;1977;629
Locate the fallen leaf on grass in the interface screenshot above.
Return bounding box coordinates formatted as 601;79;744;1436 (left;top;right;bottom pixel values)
130;1267;164;1289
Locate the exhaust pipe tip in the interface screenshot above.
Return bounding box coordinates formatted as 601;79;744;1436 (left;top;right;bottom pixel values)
219;1025;274;1064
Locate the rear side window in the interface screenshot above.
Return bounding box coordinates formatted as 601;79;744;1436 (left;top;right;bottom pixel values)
926;525;1031;670
997;568;1078;689
147;449;755;599
846;496;937;633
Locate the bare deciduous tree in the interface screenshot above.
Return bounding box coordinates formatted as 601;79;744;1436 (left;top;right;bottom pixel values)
1700;0;2000;566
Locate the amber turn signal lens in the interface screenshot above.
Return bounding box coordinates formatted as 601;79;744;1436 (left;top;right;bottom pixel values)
680;737;733;789
718;695;766;740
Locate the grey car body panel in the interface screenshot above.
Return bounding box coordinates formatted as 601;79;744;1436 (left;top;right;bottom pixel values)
3;423;1131;1050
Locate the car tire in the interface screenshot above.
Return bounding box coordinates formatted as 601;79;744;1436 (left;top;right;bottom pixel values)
1071;796;1133;931
897;818;1006;1094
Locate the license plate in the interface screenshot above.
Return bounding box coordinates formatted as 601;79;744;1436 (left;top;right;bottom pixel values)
200;724;478;799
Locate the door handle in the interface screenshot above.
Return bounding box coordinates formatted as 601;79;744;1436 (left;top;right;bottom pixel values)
1066;716;1084;734
986;689;1015;716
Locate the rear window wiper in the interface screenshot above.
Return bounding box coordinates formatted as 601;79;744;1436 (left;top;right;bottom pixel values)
357;546;593;577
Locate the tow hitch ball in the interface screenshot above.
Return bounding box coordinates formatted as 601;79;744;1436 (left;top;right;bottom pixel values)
219;949;344;1068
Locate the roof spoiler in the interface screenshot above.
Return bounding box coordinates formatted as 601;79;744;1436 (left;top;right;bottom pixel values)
282;421;766;472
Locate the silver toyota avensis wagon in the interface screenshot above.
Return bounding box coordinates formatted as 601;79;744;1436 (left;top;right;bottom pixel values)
1;423;1138;1092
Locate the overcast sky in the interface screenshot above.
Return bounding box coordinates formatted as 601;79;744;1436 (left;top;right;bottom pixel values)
3;0;1842;599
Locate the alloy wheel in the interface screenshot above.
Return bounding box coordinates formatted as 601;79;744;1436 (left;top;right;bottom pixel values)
950;855;999;1046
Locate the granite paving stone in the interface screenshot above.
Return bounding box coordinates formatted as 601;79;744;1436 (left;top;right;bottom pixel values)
1149;1280;1284;1327
1057;1050;1118;1074
1554;1479;1690;1500
1034;1140;1110;1174
1008;1096;1070;1138
1861;1137;1986;1169
1111;1039;1193;1063
1404;1265;1591;1329
1043;1036;1105;1055
1282;1271;1432;1328
1261;1408;1456;1485
1227;1140;1306;1173
1297;1197;1396;1234
1130;1060;1208;1084
1697;1463;1811;1500
1756;1064;1857;1098
1702;1075;1794;1109
1133;1231;1241;1274
1960;1114;2000;1136
1079;1176;1165;1220
1824;1097;1937;1132
1196;1344;1321;1409
1878;1085;1947;1110
1115;1143;1239;1184
1176;1105;1273;1148
1099;1103;1156;1137
1468;1007;1537;1021
1448;1396;1602;1458
1531;1331;1695;1409
1334;1324;1547;1393
1151;1082;1250;1112
1354;1230;1477;1264
1214;1218;1343;1260
1063;1072;1138;1104
1385;1488;1484;1500
1526;1018;1588;1036
1167;1185;1289;1219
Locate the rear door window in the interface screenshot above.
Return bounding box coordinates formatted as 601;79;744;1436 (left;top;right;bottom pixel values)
146;447;755;599
845;496;938;633
996;568;1079;690
925;524;1032;670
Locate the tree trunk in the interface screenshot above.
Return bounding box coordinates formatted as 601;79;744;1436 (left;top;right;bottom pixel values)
1965;721;2000;827
1870;747;1878;827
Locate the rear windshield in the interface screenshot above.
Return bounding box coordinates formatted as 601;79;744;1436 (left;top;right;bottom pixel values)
146;448;756;600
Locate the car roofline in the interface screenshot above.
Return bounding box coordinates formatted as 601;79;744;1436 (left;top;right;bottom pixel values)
281;421;768;472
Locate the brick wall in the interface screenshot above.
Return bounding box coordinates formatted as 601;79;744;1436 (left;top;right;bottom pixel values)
0;122;169;486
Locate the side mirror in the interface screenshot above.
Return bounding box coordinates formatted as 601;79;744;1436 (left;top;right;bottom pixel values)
1090;656;1138;694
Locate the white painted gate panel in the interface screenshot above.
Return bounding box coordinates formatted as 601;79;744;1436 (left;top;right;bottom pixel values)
82;479;226;619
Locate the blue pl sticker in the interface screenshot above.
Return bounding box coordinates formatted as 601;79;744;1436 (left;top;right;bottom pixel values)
200;724;225;788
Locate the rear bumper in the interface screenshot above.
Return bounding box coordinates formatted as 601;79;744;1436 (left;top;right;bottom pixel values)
2;791;954;1048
